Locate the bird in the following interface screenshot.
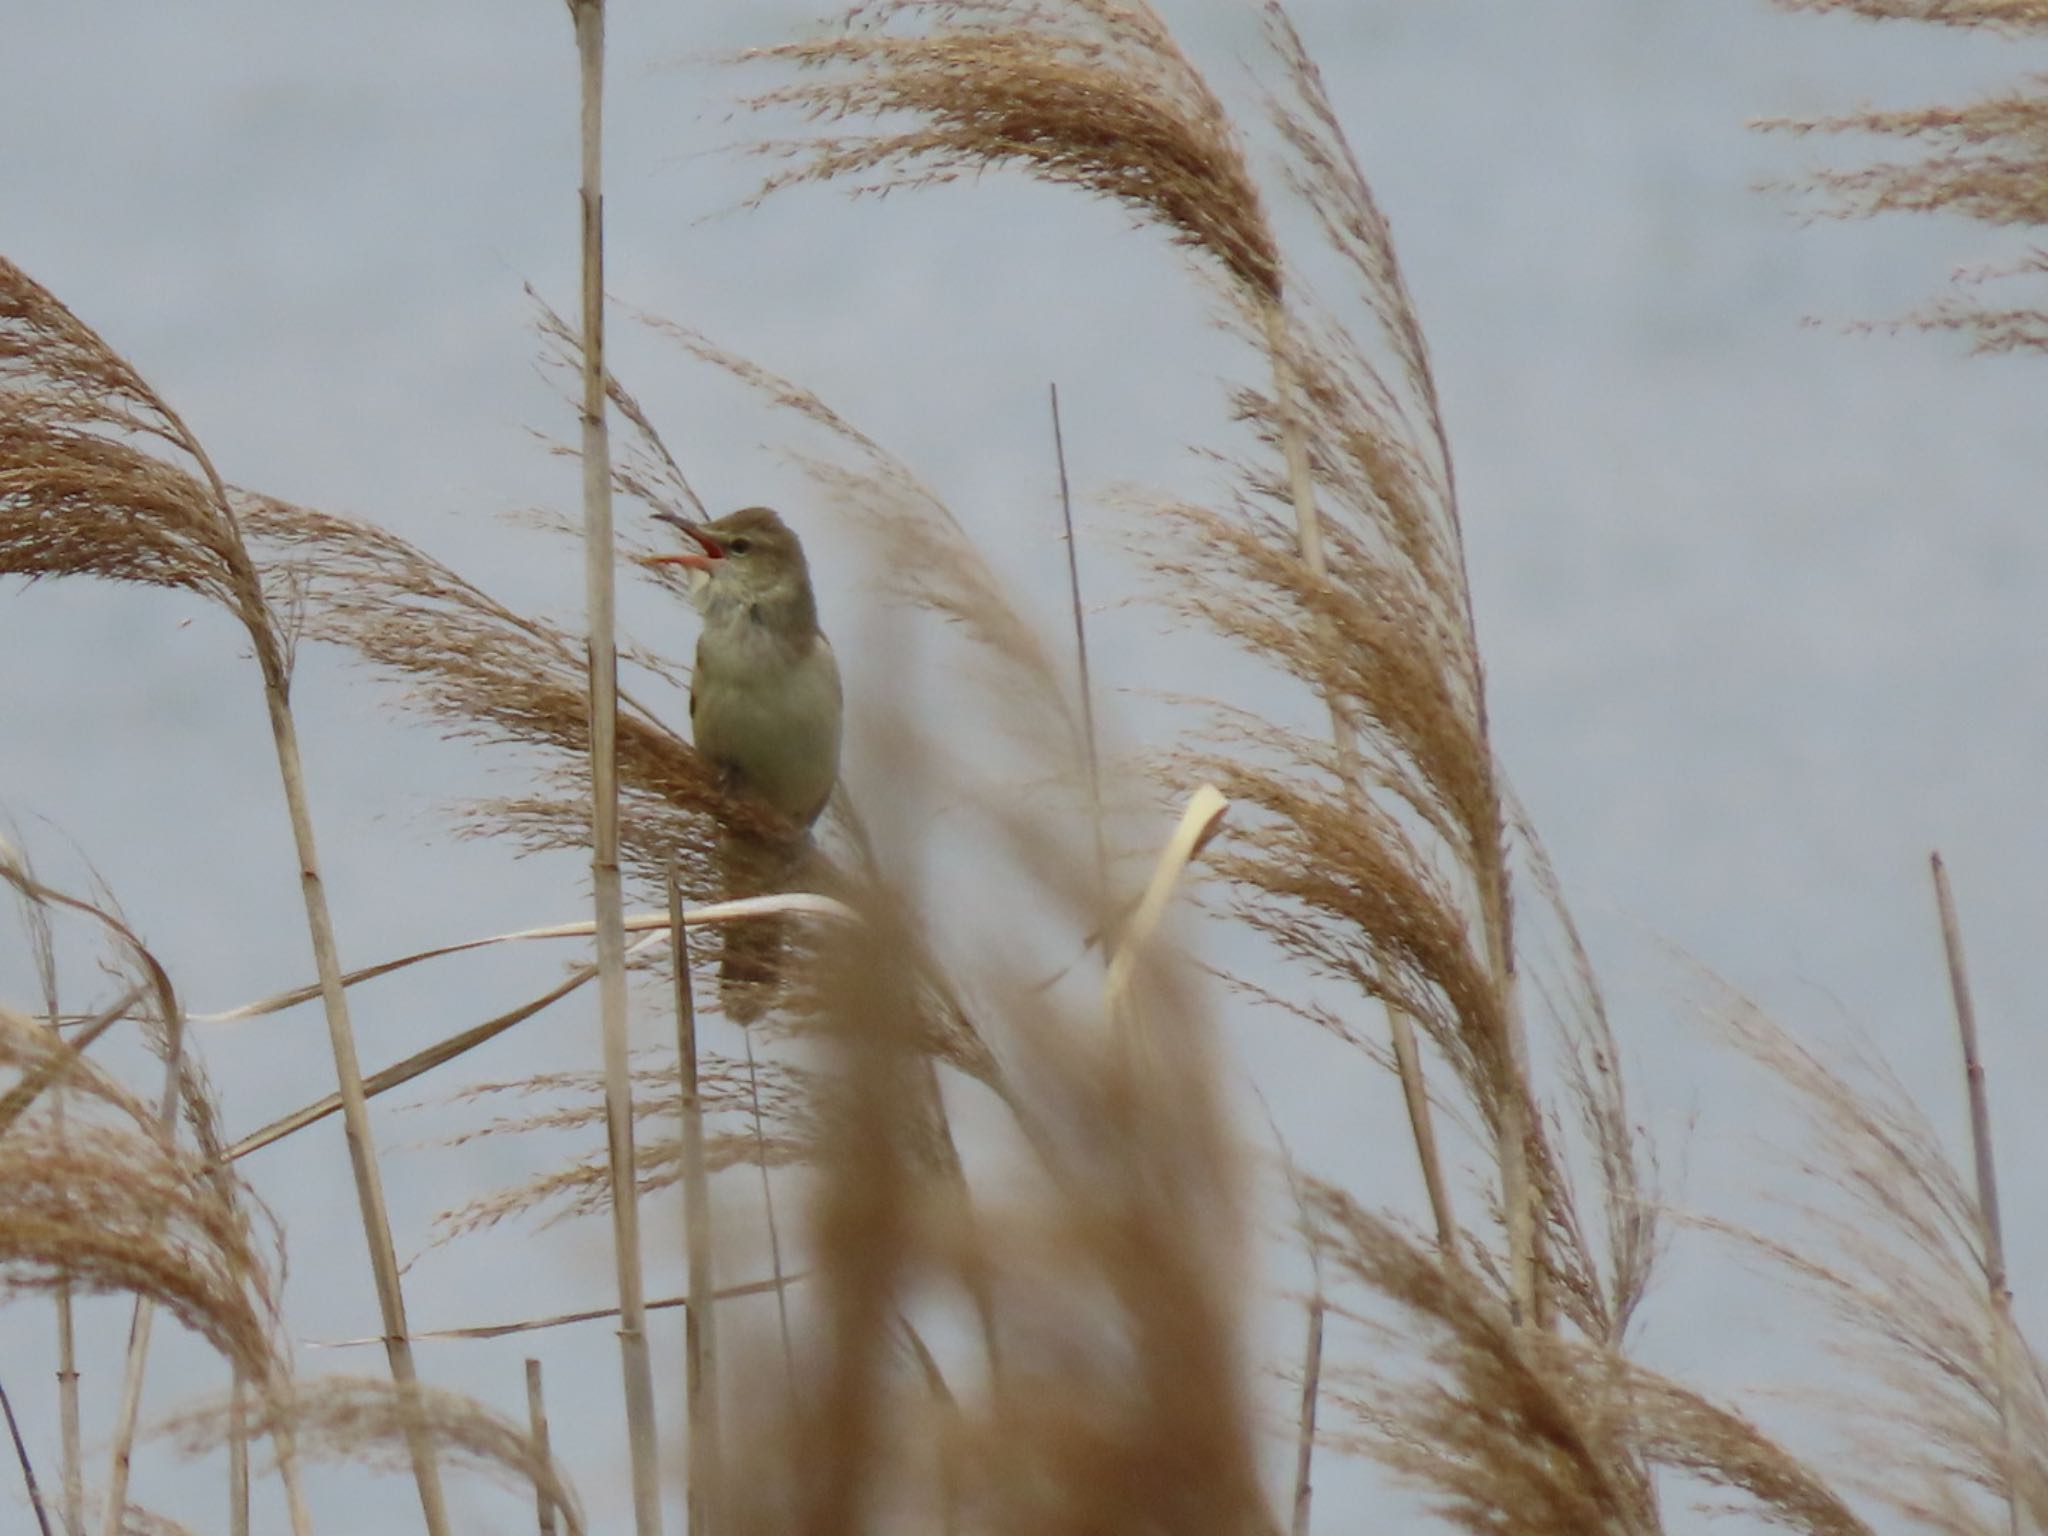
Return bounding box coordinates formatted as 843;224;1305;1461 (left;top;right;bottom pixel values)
644;506;842;1019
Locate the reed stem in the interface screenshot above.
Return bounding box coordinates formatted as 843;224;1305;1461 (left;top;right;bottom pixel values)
570;3;662;1529
526;1360;560;1536
670;869;724;1536
1289;1294;1325;1536
0;1373;53;1536
1930;852;2021;1536
743;1030;797;1393
229;1375;250;1536
1048;382;1106;891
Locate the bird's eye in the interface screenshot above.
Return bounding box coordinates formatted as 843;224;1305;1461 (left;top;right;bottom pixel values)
728;537;753;555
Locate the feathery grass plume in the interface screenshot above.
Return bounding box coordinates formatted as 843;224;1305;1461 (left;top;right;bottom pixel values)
718;706;1266;1536
728;0;1573;1315
736;0;1279;302
160;1376;586;1536
1703;987;2048;1533
0;1002;283;1388
238;493;736;889
0;256;450;1529
1759;2;2048;351
1308;1182;1874;1536
424;1053;821;1240
0;856;285;1388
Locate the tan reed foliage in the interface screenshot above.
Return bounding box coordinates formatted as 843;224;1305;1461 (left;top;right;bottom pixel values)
1704;988;2048;1534
423;1052;821;1240
1308;1181;1874;1536
0;255;450;1528
1760;1;2048;351
159;1375;586;1536
730;0;1581;1326
715;707;1268;1536
0;1003;283;1389
736;0;1280;303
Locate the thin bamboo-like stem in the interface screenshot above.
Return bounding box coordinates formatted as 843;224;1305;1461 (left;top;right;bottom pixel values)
742;1030;796;1394
100;976;194;1536
146;374;451;1530
55;1276;78;1536
47;1010;81;1536
1259;298;1461;1267
1289;1295;1324;1536
263;692;454;1532
526;1360;560;1536
22;868;80;1536
570;3;661;1529
228;1376;250;1536
670;867;724;1536
1049;382;1106;890
1930;851;2022;1536
0;1374;53;1536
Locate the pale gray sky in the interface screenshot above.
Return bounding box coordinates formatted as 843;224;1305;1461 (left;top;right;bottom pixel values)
5;2;2045;1532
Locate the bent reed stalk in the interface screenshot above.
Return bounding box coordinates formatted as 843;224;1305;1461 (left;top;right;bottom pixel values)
0;255;448;1534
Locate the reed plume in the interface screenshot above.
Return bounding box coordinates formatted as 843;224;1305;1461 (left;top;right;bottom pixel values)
0;255;449;1532
730;0;1572;1328
1761;0;2048;351
1707;988;2048;1533
161;1376;586;1536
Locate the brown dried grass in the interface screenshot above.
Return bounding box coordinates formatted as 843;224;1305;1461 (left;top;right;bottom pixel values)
160;1376;584;1536
1760;1;2048;349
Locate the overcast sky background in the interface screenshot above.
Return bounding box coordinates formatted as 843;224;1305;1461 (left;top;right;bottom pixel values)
6;1;2048;1532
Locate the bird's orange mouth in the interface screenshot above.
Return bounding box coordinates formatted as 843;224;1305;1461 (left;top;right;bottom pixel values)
643;513;724;571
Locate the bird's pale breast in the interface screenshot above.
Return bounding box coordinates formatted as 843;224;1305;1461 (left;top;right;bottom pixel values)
691;615;842;826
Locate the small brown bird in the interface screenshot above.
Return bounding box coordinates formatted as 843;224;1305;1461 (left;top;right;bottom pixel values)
646;507;842;1018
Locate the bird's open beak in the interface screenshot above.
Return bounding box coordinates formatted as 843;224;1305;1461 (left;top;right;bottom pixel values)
641;511;724;572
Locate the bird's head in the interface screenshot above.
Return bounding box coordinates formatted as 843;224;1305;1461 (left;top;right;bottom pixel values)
644;506;815;613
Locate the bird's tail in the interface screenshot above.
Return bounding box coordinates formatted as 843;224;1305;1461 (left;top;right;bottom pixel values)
714;826;805;1024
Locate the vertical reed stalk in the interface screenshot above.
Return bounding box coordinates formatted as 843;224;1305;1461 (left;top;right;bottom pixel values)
669;869;724;1536
1289;1294;1325;1536
228;1376;250;1536
570;3;662;1529
38;943;82;1536
144;381;450;1528
1259;298;1460;1264
260;669;452;1534
1048;383;1106;890
0;1375;53;1536
54;1280;78;1536
101;965;194;1536
525;1360;560;1536
53;1137;81;1536
1930;852;2021;1536
742;1030;796;1392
